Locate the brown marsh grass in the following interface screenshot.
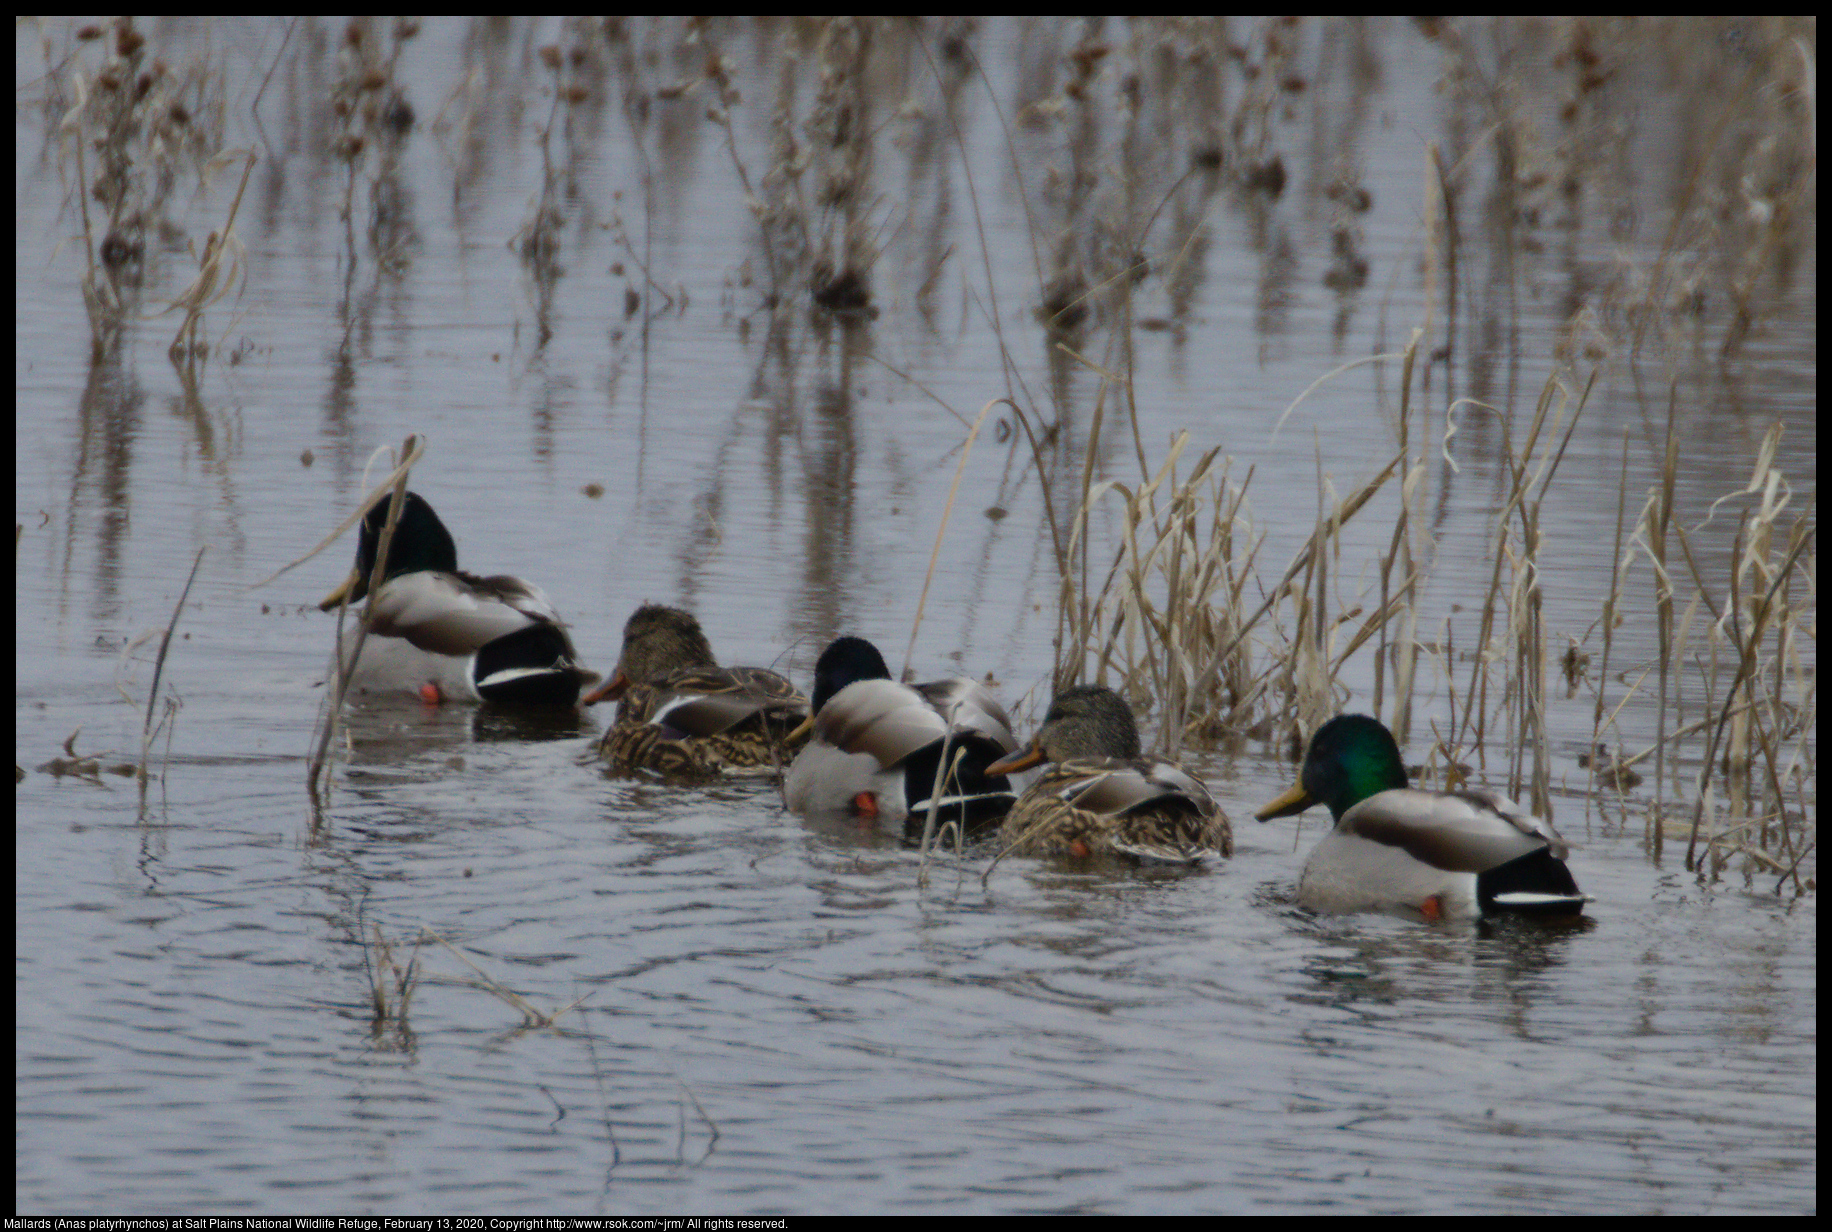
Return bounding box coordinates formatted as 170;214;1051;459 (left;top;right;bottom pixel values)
1038;336;1811;890
35;17;238;358
979;19;1814;891
979;20;1815;892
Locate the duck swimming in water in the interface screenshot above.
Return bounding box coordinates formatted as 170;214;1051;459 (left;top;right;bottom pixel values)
987;685;1230;862
320;491;597;706
1257;714;1589;920
586;604;808;779
783;636;1020;830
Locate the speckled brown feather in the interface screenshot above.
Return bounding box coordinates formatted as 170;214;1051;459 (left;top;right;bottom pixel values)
998;756;1232;860
597;666;809;777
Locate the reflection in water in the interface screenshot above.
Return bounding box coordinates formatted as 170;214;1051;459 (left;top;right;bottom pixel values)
1290;913;1594;1023
327;694;600;773
71;349;141;625
471;704;601;745
797;369;862;641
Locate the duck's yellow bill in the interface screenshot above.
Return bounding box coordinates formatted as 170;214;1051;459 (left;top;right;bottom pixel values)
1254;781;1315;822
320;568;363;611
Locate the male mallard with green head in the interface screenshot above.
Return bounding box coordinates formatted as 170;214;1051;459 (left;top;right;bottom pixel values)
1256;714;1589;920
783;635;1020;830
320;491;597;706
585;604;807;779
986;685;1231;862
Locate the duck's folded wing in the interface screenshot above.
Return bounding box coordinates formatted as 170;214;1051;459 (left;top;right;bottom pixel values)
723;666;808;705
1053;758;1216;816
466;572;566;624
365;573;539;655
633;667;803;736
913;679;1019;751
1339;787;1560;873
651;691;780;737
816;679;951;767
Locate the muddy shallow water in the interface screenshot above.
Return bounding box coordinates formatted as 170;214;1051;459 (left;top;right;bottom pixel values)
16;17;1815;1215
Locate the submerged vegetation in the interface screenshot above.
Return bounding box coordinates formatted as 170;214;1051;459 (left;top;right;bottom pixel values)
22;17;1815;894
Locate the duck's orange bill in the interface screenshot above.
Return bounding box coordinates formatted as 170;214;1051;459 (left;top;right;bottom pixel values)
985;739;1046;777
580;669;631;706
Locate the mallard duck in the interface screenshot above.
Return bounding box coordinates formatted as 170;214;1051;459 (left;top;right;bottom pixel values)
585;604;808;778
986;685;1231;862
783;636;1019;829
1256;714;1590;920
320;491;598;706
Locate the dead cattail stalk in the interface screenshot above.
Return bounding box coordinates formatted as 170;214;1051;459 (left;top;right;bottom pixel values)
426;931;595;1030
1587;431;1635;819
306;435;426;799
904;398;999;679
165;148;257;362
138;545;206;805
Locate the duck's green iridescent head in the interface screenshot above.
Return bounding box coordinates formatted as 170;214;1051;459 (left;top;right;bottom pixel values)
321;491;459;609
810;636;892;713
1256;714;1409;823
358;492;458;584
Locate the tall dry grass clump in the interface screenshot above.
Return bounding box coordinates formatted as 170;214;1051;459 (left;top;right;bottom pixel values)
1048;429;1261;759
1596;417;1815;888
35;17;225;349
1016;20;1812;892
1045;314;1811;890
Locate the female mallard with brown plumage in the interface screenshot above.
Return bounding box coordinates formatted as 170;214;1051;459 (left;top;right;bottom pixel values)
585;604;808;779
783;636;1020;830
320;491;598;707
986;685;1231;862
1256;714;1590;921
